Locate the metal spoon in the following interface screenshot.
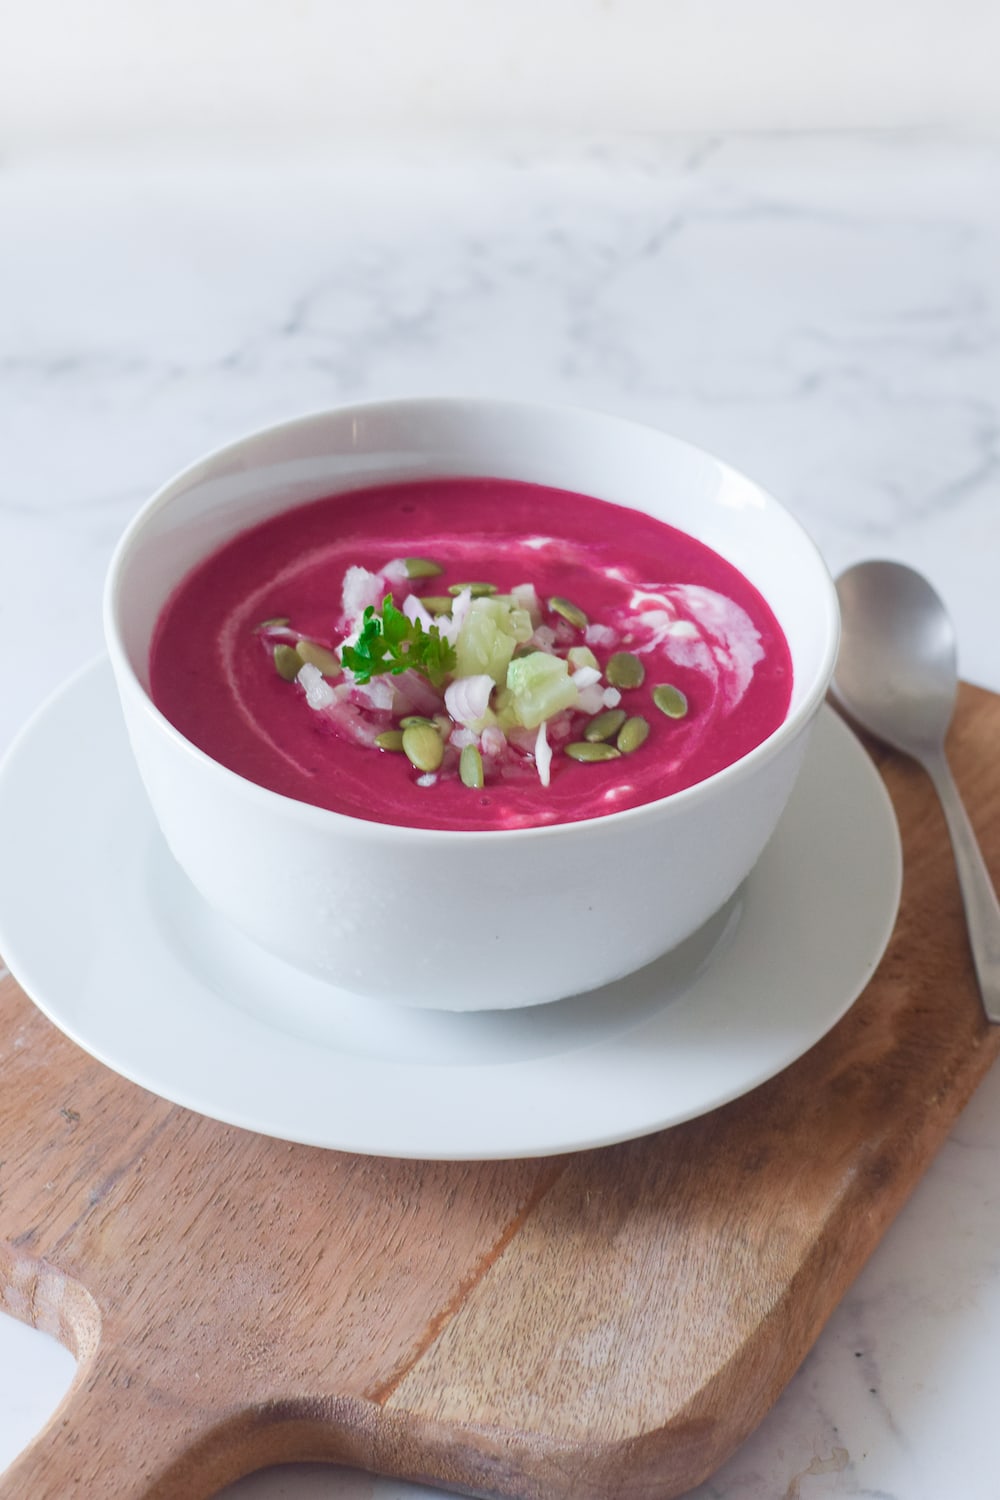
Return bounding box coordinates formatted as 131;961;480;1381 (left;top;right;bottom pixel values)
832;559;1000;1024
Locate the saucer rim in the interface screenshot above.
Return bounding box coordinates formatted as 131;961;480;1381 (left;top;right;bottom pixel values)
0;659;903;1160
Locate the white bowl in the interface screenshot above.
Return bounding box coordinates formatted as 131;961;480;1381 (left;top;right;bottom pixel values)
103;398;839;1010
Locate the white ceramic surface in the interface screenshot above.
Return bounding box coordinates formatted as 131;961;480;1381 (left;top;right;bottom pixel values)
3;133;1000;1499
0;661;899;1158
104;398;839;1010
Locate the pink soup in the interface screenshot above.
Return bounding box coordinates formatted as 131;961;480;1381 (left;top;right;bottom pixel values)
150;478;792;832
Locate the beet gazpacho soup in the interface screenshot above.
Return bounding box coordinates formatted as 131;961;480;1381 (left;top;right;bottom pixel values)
150;477;793;833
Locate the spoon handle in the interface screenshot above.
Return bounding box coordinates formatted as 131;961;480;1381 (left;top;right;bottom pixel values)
923;748;1000;1023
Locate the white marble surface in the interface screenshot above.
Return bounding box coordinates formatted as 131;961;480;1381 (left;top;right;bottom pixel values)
1;131;1000;1497
8;0;1000;143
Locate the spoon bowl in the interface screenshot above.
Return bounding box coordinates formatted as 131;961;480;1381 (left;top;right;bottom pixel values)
833;559;1000;1024
834;560;958;754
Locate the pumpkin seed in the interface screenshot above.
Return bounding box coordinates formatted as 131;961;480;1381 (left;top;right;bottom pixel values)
402;723;444;772
255;616;290;632
547;595;589;631
583;708;627;743
399;715;436;729
374;729;405;752
273;644;302;682
606;651;645;690
617;715;650;754
448;581;498;597
295;639;341;677
404;557;443;579
653;684;689;719
564;741;621;763
459;744;485;789
418;595;454;616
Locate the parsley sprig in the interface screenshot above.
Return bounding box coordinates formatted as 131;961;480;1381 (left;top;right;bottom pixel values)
341;595;456;689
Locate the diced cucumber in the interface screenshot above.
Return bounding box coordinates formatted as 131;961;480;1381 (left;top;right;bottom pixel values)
492;687;521;732
473;597;532;643
505;652;579;729
455;602;516;684
507;608;534;643
568;645;600;673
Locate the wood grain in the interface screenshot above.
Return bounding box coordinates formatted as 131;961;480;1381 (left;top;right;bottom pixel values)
1;684;999;1500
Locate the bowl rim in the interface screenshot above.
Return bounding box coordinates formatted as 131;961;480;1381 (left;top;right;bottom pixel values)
103;394;841;845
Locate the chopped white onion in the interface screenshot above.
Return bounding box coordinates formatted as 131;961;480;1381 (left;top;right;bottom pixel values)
450;726;480;750
532;625;557;650
297;662;336;710
325;699;385;746
576;684;605;715
423;586;471;648
570;665;601;689
353;676;396;712
447;587;473;639
602;686;622;708
402;593;436;631
511;582;542;626
381;558;410;582
340;565;385;630
584;622;617;647
445;673;494;726
534;721;553;788
415;773;438;788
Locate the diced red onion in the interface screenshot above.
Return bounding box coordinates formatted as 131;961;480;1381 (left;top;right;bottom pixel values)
389;670;444;717
480;725;508;760
544;712;575;746
504;726;538;754
352;676;396;712
444;673;494;726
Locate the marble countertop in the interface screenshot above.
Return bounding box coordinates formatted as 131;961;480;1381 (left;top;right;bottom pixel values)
2;130;999;1499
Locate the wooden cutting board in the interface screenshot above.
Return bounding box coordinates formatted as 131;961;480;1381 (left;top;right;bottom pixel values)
2;684;999;1500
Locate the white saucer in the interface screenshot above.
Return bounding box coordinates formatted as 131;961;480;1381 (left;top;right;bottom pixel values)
0;659;901;1160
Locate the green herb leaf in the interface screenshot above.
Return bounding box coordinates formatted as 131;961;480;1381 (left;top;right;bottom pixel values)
341;595;457;689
